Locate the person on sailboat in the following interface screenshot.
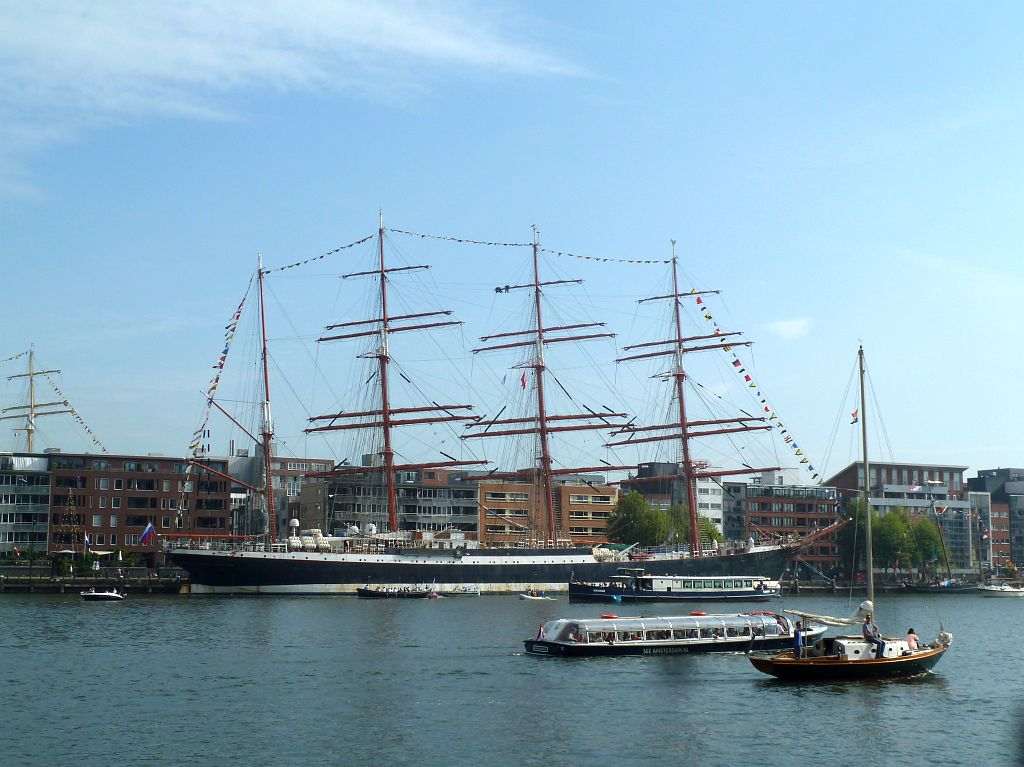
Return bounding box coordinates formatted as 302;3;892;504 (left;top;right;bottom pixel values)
863;613;885;658
906;628;920;651
793;621;805;658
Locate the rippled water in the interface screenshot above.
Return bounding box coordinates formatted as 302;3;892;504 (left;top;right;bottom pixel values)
2;592;1019;766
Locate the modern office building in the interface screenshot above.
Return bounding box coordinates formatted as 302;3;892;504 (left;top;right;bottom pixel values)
966;468;1024;571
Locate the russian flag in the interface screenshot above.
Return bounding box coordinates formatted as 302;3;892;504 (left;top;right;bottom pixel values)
140;522;156;544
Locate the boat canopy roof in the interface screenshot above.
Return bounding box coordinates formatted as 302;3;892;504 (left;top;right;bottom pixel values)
543;613;789;633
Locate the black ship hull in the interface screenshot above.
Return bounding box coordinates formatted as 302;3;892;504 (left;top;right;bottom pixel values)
168;544;796;595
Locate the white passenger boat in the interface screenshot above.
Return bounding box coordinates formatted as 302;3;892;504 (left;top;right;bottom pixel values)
978;583;1024;597
569;568;780;603
523;611;824;656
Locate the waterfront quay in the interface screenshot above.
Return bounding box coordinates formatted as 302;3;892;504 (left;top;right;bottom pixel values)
0;565;186;594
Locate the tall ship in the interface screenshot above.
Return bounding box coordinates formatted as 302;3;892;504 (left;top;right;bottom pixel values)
167;220;834;594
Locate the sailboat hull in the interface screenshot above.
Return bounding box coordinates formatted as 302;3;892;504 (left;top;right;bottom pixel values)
167;544;795;595
749;643;949;681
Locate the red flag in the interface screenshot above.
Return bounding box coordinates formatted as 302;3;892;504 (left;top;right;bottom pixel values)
520;371;527;390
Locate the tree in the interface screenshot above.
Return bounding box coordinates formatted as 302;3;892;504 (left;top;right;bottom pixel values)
907;515;942;577
873;507;912;573
606;491;668;546
666;504;724;546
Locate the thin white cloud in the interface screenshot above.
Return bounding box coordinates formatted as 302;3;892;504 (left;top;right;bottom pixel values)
0;0;577;197
764;317;811;341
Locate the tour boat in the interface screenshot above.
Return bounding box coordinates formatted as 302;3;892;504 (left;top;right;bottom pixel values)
524;611;825;656
80;588;126;602
569;567;779;603
749;347;953;681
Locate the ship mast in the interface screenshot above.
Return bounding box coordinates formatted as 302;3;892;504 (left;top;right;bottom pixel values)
306;213;487;533
859;345;873;605
464;227;631;543
608;243;779;555
1;346;72;453
257;255;277;543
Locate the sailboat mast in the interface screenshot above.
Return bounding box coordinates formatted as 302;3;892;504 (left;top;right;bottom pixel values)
859;345;873;604
531;226;557;539
670;245;701;555
257;256;277;543
377;212;399;533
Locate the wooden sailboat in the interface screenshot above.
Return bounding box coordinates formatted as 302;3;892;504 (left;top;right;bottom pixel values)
748;346;952;681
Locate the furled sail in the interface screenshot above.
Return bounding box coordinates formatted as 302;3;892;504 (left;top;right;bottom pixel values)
785;600;874;628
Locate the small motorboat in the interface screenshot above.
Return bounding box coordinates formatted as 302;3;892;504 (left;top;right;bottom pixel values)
81;588;126;602
519;591;555;601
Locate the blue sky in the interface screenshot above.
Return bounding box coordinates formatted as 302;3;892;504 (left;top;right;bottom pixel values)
2;1;1022;482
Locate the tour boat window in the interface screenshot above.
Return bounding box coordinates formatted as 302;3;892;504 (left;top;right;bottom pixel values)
723;580;733;588
557;623;582;642
682;580;692;588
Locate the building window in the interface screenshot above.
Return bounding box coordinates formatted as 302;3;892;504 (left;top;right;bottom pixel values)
96;533;105;546
162;516;171;528
114;478;123;491
162;480;171;492
92;515;102;527
112;498;121;509
109;533;117;546
98;478;109;490
99;497;107;509
109;516;117;527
